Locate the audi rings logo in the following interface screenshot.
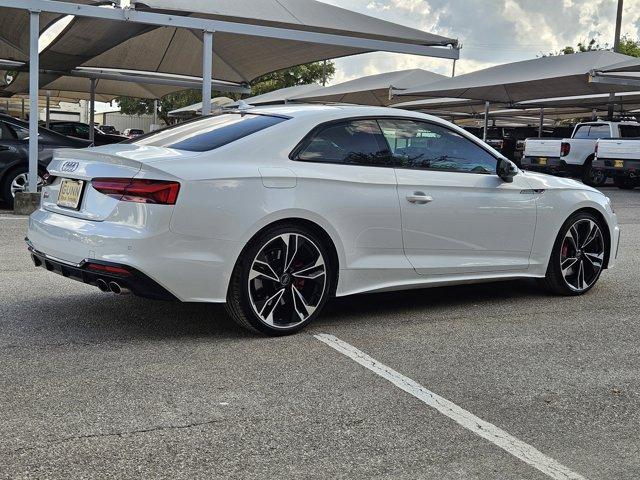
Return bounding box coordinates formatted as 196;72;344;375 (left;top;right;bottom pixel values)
60;161;80;173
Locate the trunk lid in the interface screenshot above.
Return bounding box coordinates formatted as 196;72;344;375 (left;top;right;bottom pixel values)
524;139;562;158
597;139;640;160
42;145;196;221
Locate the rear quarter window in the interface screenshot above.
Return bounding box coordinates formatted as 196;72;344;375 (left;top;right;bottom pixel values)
131;113;288;152
619;125;640;138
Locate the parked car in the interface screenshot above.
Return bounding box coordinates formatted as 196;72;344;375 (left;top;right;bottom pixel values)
26;105;619;335
99;125;120;135
123;128;144;138
46;121;127;146
521;121;640;186
593;135;640;189
512;127;574;165
0;114;90;207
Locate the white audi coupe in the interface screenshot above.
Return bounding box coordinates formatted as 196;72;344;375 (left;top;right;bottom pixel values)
27;105;619;335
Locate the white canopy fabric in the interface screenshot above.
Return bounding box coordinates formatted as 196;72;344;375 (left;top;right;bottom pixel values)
518;91;640;110
0;1;97;62
290;69;447;106
400;51;640;104
392;97;490;112
3;72;198;101
234;84;323;106
7;0;456;94
168;97;235;116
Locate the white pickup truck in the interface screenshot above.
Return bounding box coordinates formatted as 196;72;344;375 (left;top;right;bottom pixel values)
521;121;640;186
592;137;640;190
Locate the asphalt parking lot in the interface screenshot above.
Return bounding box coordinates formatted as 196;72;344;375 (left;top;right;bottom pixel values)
1;187;639;480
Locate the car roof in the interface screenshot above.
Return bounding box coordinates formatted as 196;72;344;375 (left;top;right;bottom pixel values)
238;103;452;126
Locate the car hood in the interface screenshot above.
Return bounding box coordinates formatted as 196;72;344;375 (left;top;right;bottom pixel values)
520;170;601;194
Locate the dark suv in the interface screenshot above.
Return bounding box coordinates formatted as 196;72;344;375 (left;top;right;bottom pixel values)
46;121;127;146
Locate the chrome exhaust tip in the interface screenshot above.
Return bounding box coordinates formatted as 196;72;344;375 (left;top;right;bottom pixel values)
108;281;130;295
96;279;110;293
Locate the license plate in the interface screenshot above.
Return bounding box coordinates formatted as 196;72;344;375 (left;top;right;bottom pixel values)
614;160;624;168
57;178;84;209
538;157;547;165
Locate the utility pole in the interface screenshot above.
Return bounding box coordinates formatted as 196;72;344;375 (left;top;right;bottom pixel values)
322;60;327;86
608;0;624;120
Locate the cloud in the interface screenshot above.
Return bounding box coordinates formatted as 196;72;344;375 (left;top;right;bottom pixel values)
322;0;640;85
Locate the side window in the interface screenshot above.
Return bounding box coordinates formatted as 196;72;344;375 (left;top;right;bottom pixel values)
0;121;16;140
619;125;640;138
378;119;497;174
588;124;611;139
573;125;591;139
296;119;391;166
6;123;29;140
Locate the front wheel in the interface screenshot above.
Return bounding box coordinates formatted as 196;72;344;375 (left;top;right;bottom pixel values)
541;212;606;296
226;224;333;335
581;159;607;187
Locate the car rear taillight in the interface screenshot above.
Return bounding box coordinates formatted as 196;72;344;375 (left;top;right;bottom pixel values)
594;143;599;157
91;178;180;205
560;142;571;157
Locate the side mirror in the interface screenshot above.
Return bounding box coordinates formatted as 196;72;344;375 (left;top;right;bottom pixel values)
497;158;517;183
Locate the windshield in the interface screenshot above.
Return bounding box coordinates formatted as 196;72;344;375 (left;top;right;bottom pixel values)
131;113;289;152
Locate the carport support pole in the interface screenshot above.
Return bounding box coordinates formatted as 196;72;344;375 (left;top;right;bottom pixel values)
89;78;96;144
28;10;40;194
482;101;490;142
538;108;544;138
45;90;50;129
153;99;158;127
201;30;213;116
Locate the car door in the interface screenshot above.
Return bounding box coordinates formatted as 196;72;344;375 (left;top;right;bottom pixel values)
378;118;537;276
0;120;26;168
290;118;408;275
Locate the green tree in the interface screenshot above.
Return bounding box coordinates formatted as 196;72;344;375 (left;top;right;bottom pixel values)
117;61;335;123
250;61;335;96
618;36;640;57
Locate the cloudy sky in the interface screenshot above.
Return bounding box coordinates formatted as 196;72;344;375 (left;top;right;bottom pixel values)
323;0;640;84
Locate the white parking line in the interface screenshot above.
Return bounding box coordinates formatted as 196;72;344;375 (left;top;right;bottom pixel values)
314;333;588;480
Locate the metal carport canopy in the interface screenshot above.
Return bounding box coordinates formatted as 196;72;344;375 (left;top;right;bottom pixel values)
0;0;459;197
288;69;447;106
4;0;459;88
230;84;324;107
398;51;640;104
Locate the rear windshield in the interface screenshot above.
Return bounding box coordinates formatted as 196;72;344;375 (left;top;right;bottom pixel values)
131;113;288;152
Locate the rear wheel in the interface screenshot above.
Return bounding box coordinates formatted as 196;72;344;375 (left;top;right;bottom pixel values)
226;224;333;335
1;167;44;208
614;177;637;190
541;212;606;296
581;158;607;187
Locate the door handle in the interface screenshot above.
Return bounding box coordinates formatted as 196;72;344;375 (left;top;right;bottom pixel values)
406;192;433;204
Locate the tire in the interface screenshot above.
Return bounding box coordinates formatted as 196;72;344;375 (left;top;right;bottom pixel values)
614;177;637;190
1;167;44;209
581;158;607;187
225;223;334;335
541;211;607;296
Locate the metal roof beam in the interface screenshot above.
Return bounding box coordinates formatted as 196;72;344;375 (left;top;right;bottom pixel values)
0;0;460;59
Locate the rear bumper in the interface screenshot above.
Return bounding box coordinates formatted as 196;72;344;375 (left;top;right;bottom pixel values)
593;158;640;179
521;156;563;174
27;242;176;300
27;207;240;303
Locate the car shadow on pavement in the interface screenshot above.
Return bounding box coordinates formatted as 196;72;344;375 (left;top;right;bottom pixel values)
8;279;545;344
318;278;545;326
